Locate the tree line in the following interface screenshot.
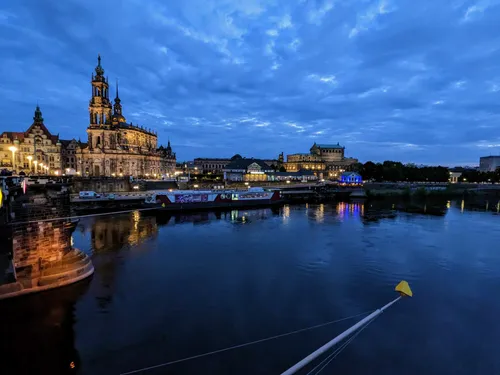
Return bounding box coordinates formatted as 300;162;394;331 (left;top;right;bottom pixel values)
458;169;500;183
349;161;451;182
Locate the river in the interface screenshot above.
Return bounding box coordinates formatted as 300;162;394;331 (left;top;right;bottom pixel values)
1;201;500;375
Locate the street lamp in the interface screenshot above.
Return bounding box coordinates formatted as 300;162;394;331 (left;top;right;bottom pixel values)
33;160;38;175
8;146;17;172
27;155;33;173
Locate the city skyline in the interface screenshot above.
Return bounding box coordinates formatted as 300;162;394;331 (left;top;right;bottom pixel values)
1;0;500;165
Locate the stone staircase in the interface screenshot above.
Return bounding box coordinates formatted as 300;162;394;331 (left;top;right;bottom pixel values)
0;249;94;300
38;249;93;287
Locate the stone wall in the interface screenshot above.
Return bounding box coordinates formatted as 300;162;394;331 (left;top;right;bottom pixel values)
10;187;72;287
72;176;131;193
13;220;71;287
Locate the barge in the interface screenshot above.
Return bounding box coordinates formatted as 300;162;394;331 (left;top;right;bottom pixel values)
144;187;283;211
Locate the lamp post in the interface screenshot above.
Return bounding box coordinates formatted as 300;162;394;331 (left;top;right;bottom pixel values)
39;163;44;175
27;156;33;174
33;160;38;175
8;146;17;173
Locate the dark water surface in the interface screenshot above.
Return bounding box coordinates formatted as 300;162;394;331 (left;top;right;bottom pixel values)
2;201;500;375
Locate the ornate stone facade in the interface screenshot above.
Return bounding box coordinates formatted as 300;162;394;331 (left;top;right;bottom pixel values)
0;106;62;174
78;55;176;177
284;143;358;179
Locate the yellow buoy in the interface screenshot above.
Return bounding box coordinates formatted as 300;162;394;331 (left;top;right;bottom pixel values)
395;280;413;297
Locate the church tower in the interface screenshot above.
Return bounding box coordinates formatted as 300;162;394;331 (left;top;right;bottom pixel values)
88;55;112;128
111;80;126;125
87;55;115;151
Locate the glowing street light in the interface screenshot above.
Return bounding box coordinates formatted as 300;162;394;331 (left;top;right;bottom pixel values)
33;160;38;174
27;155;33;172
8;146;17;171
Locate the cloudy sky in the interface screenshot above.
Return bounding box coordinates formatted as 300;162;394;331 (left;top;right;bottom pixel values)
1;0;500;164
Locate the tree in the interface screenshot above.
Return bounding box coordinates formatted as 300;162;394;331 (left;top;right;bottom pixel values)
349;162;364;174
279;166;286;172
231;154;243;161
359;160;452;182
362;161;377;180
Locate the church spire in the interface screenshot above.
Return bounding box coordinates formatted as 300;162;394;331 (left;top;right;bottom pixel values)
95;54;104;77
113;78;123;116
112;78;125;124
115;79;120;101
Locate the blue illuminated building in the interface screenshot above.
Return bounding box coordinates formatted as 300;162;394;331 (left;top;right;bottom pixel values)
339;172;362;184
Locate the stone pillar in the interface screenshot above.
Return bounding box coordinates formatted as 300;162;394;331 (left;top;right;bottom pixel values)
9;189;72;288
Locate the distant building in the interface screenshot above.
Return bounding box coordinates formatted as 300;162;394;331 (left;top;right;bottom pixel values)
223;157;274;182
284;142;358;179
339;172;362;184
0;106;63;174
60;139;83;172
267;170;317;182
194;153;282;174
194;158;231;174
479;156;500;172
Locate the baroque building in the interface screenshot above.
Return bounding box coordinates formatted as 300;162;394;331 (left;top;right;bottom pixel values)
284;142;358;179
0;106;62;174
78;55;175;177
1;55;176;178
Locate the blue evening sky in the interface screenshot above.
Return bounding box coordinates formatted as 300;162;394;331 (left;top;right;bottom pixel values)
1;0;500;165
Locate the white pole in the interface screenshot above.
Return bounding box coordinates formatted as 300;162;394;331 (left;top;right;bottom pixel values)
280;296;402;375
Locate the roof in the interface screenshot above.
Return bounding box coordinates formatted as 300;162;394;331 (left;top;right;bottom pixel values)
60;139;72;147
340;171;361;177
194;158;231;162
0;132;25;141
224;158;271;170
270;170;316;177
118;122;156;136
315;143;344;149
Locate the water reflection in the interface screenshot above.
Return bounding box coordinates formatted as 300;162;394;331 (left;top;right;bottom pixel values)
0;278;91;374
90;211;158;253
282;205;290;223
337;202;364;219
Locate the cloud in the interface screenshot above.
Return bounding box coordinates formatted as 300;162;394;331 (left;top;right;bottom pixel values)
349;0;397;38
308;1;336;25
1;0;500;164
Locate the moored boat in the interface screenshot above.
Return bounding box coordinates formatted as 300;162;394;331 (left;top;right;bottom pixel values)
144;187;283;211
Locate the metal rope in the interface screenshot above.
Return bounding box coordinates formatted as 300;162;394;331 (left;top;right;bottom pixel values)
119;310;375;375
8;206;159;225
306;314;380;375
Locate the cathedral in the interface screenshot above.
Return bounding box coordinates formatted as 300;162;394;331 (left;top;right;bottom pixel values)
78;55;176;177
